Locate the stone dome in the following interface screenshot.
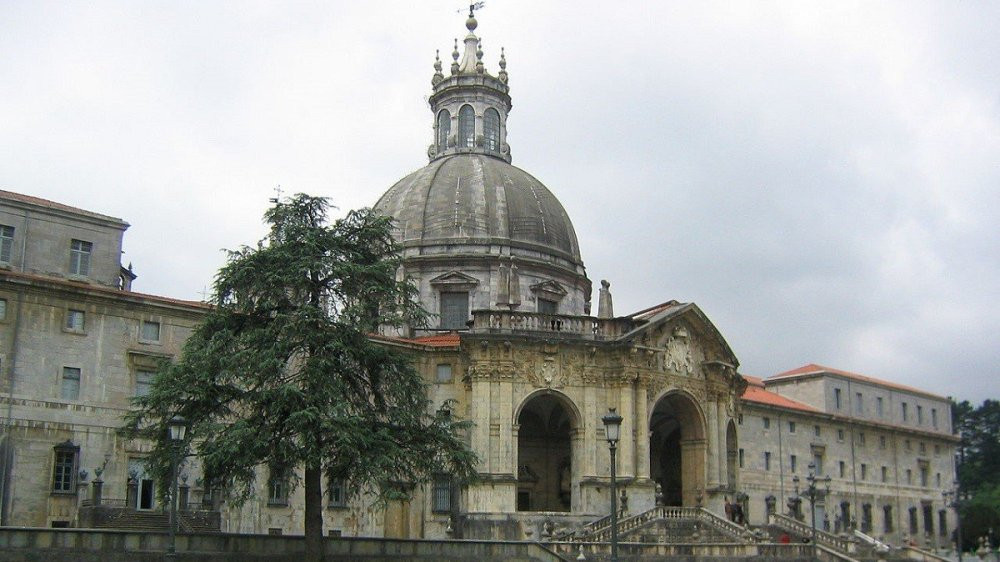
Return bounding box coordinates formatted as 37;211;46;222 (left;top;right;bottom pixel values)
375;154;582;265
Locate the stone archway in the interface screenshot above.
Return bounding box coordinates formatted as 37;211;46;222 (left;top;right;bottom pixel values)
515;391;579;512
649;391;706;507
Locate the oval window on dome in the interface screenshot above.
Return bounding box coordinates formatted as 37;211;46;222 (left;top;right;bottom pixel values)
484;108;500;152
437;110;450;152
459;105;475;148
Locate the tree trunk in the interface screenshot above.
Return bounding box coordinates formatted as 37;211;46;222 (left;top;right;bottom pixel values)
304;465;324;562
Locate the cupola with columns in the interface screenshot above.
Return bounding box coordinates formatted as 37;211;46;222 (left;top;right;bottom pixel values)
427;5;512;163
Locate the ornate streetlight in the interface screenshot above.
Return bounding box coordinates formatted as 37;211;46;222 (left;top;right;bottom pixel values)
793;461;831;562
166;415;188;562
602;407;623;562
944;482;969;562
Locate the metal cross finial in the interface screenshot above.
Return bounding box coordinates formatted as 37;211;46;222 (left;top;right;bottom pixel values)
468;2;485;17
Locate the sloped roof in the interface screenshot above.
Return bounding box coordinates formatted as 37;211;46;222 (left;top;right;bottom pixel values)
741;374;821;413
0;189;128;226
621;301;739;367
769;363;946;400
369;332;462;349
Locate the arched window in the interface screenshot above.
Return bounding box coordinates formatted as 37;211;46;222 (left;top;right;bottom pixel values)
437;110;450;152
458;105;475;148
484;108;500;152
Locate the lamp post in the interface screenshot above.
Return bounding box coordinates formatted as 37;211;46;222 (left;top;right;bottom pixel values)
944;482;968;562
795;461;831;562
602;407;623;562
166;415;188;562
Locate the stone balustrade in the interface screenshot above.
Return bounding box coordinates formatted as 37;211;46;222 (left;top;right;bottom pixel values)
470;310;634;340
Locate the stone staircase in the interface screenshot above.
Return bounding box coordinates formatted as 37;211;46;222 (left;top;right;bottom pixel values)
579;505;754;544
78;504;221;533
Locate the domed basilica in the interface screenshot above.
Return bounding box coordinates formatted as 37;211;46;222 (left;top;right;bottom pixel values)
371;10;746;540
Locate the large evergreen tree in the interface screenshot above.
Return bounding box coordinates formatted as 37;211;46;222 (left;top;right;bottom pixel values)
122;194;477;561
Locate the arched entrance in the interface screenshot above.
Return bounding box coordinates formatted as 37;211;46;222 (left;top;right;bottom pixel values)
649;391;706;506
515;391;578;512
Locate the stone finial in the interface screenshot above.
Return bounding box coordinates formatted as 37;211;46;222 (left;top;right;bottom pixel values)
498;47;508;83
597;279;613;319
432;50;444;85
476;39;485;74
451;39;460;75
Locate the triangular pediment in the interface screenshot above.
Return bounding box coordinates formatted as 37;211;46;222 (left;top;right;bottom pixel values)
621;301;740;370
529;280;568;299
429;271;480;287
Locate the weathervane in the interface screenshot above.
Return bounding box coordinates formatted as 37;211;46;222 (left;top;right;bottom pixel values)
459;2;485;16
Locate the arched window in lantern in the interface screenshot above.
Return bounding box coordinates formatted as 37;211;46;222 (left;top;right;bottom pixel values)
437;110;451;152
484;108;500;152
458;105;475;148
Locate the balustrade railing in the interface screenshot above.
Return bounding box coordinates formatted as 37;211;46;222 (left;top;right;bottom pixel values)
471;310;634;340
770;512;855;553
582;506;750;543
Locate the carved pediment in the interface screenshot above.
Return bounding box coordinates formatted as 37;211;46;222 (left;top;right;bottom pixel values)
429;271;480;290
529;280;568;301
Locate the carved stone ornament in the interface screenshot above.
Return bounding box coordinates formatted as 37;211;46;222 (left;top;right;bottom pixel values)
664;335;693;374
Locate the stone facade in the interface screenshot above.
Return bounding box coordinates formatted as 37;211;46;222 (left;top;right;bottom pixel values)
739;367;957;549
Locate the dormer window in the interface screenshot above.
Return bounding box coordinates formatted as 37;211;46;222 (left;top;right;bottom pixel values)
484;108;500;152
437;110;451;152
459;105;475;148
69;239;92;276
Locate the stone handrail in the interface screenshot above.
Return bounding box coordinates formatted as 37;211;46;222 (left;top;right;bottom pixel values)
770;512;855;554
693;506;754;540
470;310;634;340
583;506;749;543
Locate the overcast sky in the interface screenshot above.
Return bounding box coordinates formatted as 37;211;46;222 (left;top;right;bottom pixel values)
2;1;997;401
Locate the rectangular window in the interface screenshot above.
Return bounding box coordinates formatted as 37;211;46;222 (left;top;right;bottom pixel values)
837;428;845;441
858;432;866;446
327;477;346;508
788;421;796;433
52;446;77;493
905;439;911;451
135;370;155;397
860;463;867;480
920;467;929;487
880;435;887;449
876;396;884;417
939;510;948;537
790;454;797;473
884;505;894;533
813;454;824;475
834;388;842;409
902;402;909;422
839;461;846;478
537;298;557;315
934;444;941;456
917;405;924;424
932;408;938;429
436;364;453;383
141;321;161;342
862;503;872;533
439;292;469;330
856;392;863;414
61;367;81;400
65;309;85;332
0;298;7;321
936;473;941;487
69;239;92;276
0;225;13;263
738;448;744;468
814;425;821;437
909;507;918;534
919;442;926;454
764;451;772;471
762;417;770;429
906;469;912;484
432;475;452;513
882;466;888;482
267;469;289;506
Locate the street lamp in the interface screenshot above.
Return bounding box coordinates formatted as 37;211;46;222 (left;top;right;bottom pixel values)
796;461;831;562
166;415;188;562
602;407;623;562
944;482;968;562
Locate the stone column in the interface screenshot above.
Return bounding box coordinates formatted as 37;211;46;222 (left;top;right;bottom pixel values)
619;377;635;479
705;393;719;490
178;483;190;511
635;385;650;479
91;478;104;506
126;478;137;509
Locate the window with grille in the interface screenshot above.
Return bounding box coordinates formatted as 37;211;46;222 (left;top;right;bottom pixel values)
69;239;92;276
432;475;452;513
52;442;78;493
61;367;81;400
458;105;475;148
484;108;500;151
437;110;451;152
328;477;347;508
66;309;85;332
439;292;469;329
0;225;13;264
135;370;155;397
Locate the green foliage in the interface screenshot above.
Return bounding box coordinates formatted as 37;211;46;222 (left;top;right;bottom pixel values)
952;398;1000;548
121;194;477;509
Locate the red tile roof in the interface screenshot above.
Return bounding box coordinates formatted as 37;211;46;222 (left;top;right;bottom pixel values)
768;363;945;400
409;332;462;347
741;374;821;413
628;300;684;321
0;189;127;225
